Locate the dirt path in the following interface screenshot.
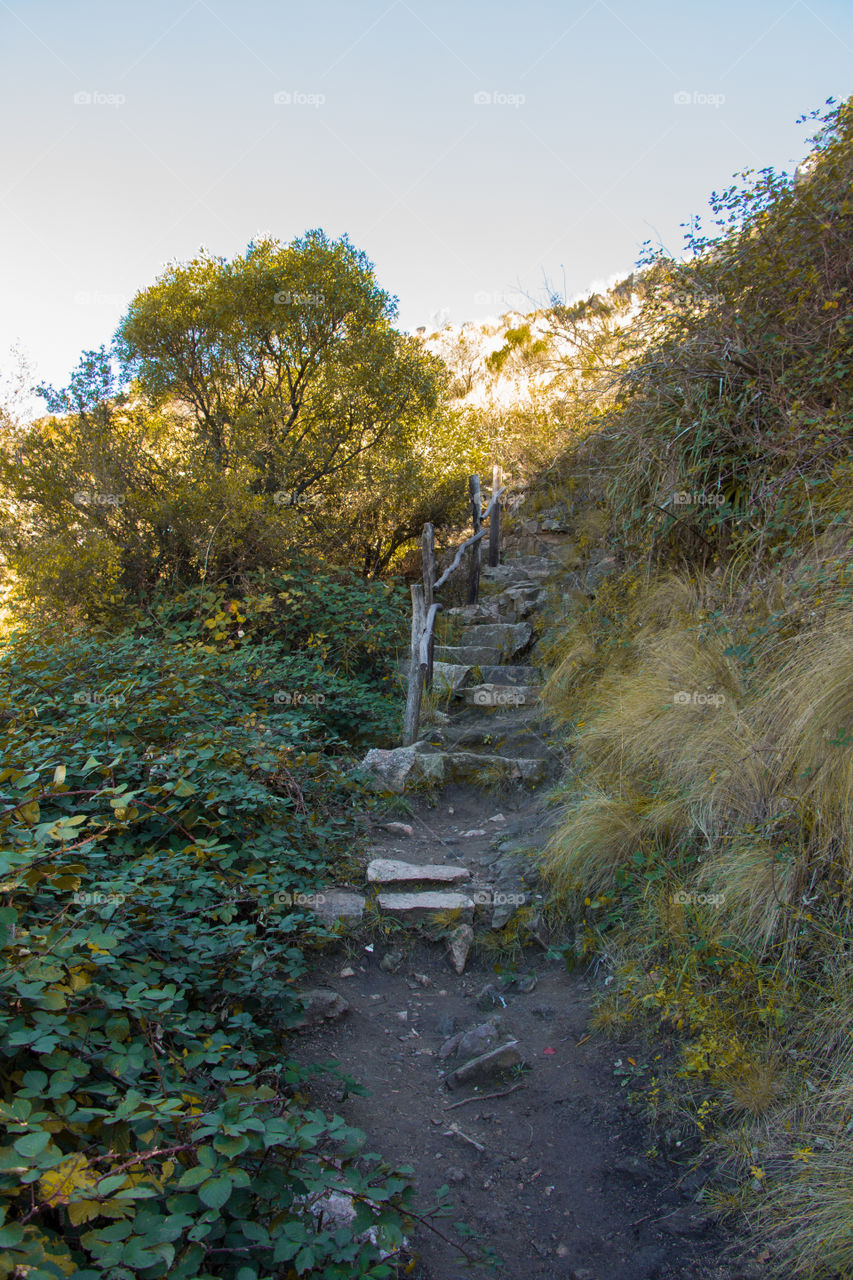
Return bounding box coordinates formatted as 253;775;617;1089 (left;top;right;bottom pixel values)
292;780;759;1280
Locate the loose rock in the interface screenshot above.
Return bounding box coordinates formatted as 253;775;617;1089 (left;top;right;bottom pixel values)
292;988;350;1028
456;1016;505;1060
658;1207;710;1237
445;1039;523;1089
446;923;474;974
476;982;509;1010
379;948;404;973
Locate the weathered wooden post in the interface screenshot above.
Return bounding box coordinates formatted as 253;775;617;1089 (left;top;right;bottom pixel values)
403;583;426;746
467;474;481;604
488;463;502;568
422;522;436;690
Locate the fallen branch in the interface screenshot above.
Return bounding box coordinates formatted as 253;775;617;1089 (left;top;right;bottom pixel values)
443;1082;526;1110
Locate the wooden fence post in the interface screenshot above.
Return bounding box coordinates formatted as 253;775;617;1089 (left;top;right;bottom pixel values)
401;468;502;745
422;523;436;690
488;463;502;567
468;474;481;604
403;583;426;746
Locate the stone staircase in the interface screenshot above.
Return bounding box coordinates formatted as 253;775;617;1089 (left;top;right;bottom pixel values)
354;544;569;963
377;548;566;791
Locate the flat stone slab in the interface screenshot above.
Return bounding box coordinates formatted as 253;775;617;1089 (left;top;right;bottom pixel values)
367;859;470;885
376;891;474;921
311;890;366;922
447;752;548;786
475;665;541;685
459;622;532;657
444;603;500;622
434;645;503;666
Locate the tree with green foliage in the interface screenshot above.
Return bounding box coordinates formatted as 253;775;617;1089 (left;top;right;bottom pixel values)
0;231;451;619
115;230;444;500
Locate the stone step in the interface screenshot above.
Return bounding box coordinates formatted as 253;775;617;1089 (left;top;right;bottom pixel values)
310;890;367;922
473;664;541;686
462;683;541;708
481;567;543;587
498;586;547;621
484;562;552;581
434;644;503;666
444;602;501;624
367;858;470;885
422;751;550;787
395;659;471;693
504;552;560;565
480;577;548;599
438;724;552;759
376;891;474;921
457;621;532;658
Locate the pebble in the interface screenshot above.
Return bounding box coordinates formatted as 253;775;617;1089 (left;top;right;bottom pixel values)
382;822;414;837
379;949;404;973
531;1004;557;1020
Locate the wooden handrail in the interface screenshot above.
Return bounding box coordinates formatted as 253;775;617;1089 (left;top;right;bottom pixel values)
432;487;505;590
402;469;504;745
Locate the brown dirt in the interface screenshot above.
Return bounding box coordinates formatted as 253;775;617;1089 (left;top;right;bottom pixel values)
291;782;763;1280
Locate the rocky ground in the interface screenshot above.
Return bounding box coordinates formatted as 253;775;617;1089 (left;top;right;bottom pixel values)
290;782;767;1280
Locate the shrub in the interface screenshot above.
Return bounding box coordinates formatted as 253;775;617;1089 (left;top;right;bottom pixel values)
0;624;414;1278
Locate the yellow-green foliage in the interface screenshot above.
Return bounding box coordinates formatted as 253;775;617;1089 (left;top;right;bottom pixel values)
536;98;853;1280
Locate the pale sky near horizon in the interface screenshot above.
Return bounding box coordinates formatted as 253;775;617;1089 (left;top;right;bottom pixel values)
1;0;851;401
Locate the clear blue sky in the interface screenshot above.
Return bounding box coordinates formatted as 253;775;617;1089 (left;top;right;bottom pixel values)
1;0;851;391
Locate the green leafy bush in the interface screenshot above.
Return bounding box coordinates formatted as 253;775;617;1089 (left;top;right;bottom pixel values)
0;625;413;1278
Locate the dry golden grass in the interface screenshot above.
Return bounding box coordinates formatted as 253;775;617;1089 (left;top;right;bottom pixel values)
721;1055;787;1118
542;786;651;896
